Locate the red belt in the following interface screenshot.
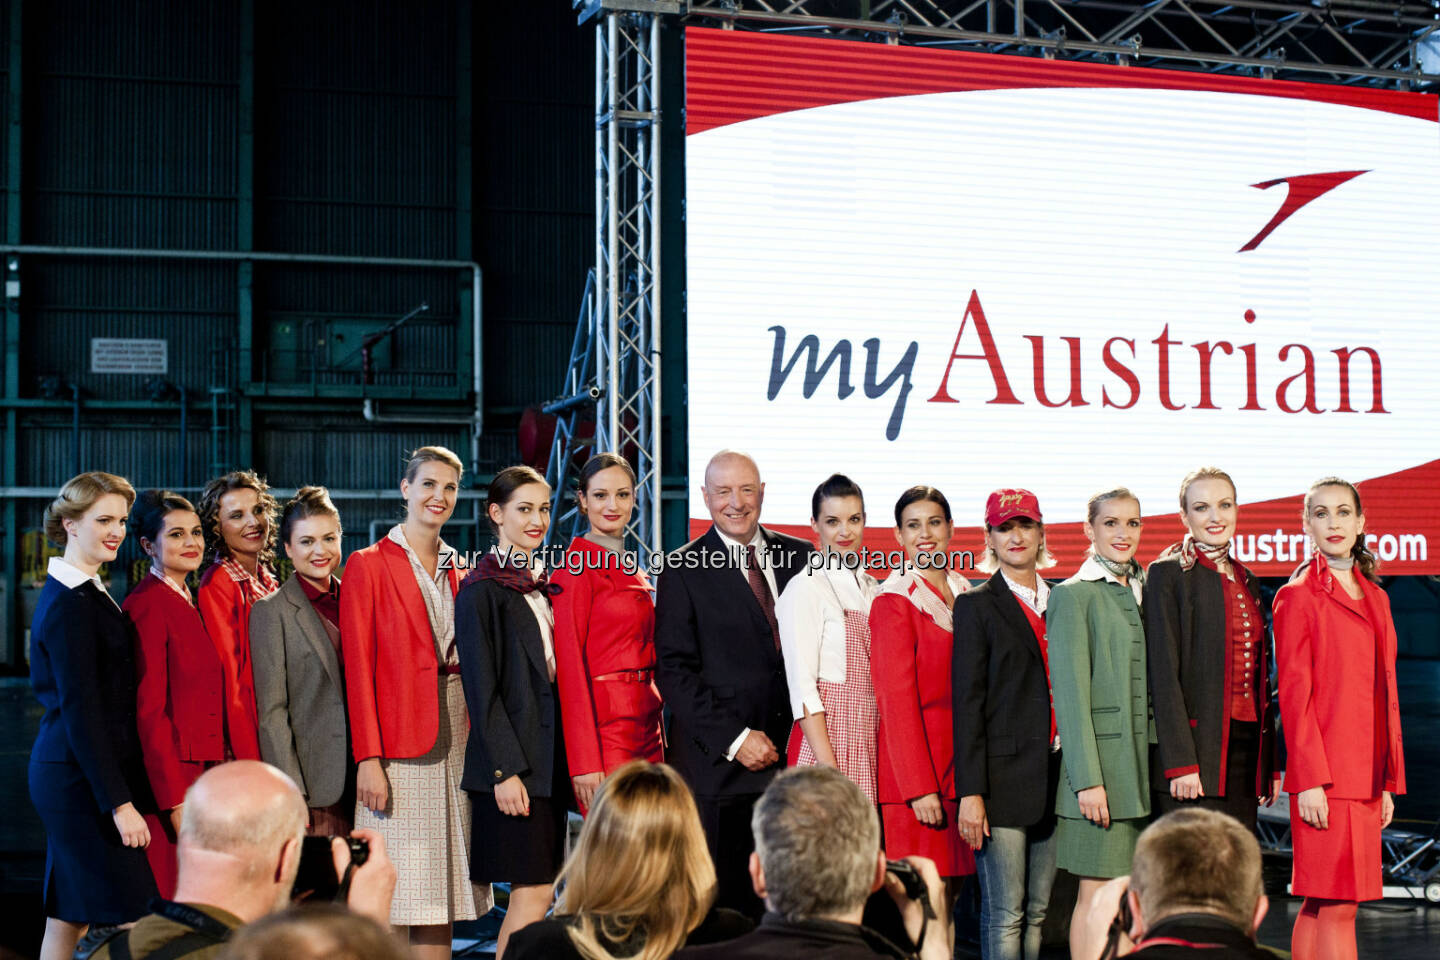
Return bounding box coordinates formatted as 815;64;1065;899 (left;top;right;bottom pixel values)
593;669;653;683
441;664;462;675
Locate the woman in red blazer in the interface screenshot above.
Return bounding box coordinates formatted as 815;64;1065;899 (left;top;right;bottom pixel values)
341;446;489;960
552;453;663;813
1275;477;1405;960
124;490;226;898
870;485;974;897
196;470;280;760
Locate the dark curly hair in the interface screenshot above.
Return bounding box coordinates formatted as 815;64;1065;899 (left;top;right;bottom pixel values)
196;470;279;573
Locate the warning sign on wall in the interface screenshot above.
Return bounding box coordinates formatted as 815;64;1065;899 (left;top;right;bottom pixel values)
90;338;168;374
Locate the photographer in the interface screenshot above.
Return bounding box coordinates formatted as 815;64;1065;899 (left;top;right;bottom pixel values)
679;765;952;960
94;761;396;960
1077;809;1272;960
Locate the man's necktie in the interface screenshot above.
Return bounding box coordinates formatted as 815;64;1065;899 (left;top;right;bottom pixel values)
745;544;780;650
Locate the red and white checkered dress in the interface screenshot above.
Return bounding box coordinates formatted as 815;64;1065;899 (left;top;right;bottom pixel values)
789;606;880;803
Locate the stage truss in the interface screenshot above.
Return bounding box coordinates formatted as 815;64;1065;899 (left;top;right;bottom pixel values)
566;0;1440;554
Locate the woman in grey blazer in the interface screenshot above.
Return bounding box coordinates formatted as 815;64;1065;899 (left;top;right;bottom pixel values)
250;486;353;834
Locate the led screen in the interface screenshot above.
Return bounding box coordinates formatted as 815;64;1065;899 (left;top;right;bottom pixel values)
684;27;1440;575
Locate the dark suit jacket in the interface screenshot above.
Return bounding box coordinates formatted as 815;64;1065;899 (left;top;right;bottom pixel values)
456;577;561;796
655;526;813;798
1144;554;1276;797
679;913;906;960
29;576;147;813
951;572;1059;827
250;575;352;808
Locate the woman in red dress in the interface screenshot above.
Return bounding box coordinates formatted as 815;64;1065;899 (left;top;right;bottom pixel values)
1275;477;1405;960
124;491;226;898
196;470;280;760
870;484;974;897
551;453;663;813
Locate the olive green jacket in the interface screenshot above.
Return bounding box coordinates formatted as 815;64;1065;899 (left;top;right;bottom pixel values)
1048;558;1156;821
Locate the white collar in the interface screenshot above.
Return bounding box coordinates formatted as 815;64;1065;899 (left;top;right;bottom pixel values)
715;525;767;555
1000;568;1049;613
48;556;105;592
1072;555;1143;605
388;524;454;568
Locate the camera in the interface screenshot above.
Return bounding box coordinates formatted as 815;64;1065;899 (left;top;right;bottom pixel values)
884;859;934;917
291;835;370;903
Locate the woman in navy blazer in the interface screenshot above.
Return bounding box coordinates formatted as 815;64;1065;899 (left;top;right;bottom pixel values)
456;465;568;959
28;472;157;960
124;490;226;898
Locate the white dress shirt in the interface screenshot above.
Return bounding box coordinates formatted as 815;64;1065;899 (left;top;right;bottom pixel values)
777;558;879;719
1072;554;1145;606
47;556;118;607
493;547;556;681
1000;569;1050;615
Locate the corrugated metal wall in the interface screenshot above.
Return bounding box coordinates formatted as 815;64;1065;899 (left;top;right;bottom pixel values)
0;0;596;664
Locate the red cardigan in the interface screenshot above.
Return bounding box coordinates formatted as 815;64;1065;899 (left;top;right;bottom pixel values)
550;537;661;778
197;564;267;760
340;537;461;762
870;586;955;805
1274;555;1405;800
125;574;226;810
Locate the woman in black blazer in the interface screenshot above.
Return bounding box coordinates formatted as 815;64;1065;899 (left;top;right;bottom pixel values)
28;472;158;960
456;464;568;959
951;488;1060;960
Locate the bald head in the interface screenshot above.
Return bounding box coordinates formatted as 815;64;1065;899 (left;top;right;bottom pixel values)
702;450;764;541
181;761;307;867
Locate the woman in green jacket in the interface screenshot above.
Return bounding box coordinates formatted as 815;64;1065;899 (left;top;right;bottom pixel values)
1048;487;1154;960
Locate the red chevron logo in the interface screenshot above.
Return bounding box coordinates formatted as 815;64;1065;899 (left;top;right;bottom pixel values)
1238;169;1370;252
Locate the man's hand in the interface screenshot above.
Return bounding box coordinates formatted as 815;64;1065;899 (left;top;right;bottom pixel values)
1077;785;1111;828
910;793;945;828
958;794;989;850
1169;772;1204;801
734;730;780;771
883;856;951;960
334;828;397;929
1296;786;1328;830
1073;874;1135;960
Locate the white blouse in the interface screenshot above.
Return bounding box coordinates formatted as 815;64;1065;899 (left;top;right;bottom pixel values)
776;559;880;719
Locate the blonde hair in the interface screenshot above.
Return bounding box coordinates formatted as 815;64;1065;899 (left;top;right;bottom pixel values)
1178;466;1236;512
43;472;136;547
1083;487;1142;557
197;470;280;572
403;445;464;484
555;762;716;960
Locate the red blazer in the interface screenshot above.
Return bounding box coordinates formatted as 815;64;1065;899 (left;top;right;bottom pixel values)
340;537;461;762
125;574;226;810
870;585;956;806
197;564;266;760
1274;555;1405;800
551;537;662;780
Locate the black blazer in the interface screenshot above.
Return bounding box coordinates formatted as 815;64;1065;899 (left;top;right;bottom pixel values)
951;572;1058;828
654;526;814;798
29;576;148;812
456;577;561;796
1144;554;1276;797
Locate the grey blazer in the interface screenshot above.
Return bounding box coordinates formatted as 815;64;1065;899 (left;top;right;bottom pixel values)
250;575;352;807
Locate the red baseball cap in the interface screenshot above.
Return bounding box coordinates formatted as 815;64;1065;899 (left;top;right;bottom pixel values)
985;488;1042;527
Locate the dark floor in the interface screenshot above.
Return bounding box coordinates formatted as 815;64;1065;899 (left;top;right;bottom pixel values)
3;661;1438;959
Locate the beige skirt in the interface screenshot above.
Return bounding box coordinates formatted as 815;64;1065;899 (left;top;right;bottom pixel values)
354;673;495;926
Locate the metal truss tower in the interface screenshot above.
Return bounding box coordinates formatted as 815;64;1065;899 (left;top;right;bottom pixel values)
559;1;674;557
559;0;1437;553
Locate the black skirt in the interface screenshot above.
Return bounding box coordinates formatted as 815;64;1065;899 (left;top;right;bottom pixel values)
29;758;158;923
469;688;572;886
1154;720;1262;834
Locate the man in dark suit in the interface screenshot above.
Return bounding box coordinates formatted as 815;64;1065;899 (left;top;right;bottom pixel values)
655;450;813;915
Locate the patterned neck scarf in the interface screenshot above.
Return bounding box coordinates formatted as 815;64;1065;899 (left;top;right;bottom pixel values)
461;547;562;596
1176;533;1230;572
219;555;280;598
1323;553;1355;570
1091;552;1144;585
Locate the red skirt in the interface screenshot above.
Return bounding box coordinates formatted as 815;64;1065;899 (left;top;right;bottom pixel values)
1290;795;1383;901
881;799;974;878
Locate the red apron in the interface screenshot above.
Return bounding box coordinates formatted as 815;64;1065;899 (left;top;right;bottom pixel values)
787;608;880;804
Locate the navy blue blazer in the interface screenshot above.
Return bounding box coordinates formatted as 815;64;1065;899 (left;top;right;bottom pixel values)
29;575;147;813
655;526;814;798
